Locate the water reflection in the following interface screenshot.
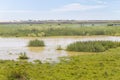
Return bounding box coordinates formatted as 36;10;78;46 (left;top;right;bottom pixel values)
28;47;44;53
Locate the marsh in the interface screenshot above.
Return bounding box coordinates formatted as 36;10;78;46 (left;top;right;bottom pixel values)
0;36;119;62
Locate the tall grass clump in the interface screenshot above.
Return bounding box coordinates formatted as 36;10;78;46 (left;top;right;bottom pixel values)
18;52;29;60
56;45;63;50
67;41;120;52
28;39;45;47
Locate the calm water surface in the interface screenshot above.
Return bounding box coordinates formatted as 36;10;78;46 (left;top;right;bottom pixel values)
0;36;120;62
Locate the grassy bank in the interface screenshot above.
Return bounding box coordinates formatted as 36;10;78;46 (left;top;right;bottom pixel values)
0;47;120;80
1;24;120;37
67;41;120;52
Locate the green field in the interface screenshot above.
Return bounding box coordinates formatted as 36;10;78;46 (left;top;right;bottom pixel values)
0;23;120;37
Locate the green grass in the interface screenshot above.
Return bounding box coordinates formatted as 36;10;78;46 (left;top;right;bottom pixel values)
67;41;120;52
0;47;120;80
0;23;120;37
28;39;45;47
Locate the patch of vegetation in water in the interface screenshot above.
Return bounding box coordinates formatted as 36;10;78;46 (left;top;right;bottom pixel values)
67;41;120;52
18;52;29;60
56;45;63;50
28;39;45;47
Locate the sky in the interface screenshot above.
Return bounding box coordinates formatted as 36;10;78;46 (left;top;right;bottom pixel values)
0;0;120;21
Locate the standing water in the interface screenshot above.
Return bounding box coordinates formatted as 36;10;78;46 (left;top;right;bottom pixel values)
0;36;120;62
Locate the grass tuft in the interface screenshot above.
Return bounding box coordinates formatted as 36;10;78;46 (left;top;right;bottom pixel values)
18;52;29;60
28;39;45;47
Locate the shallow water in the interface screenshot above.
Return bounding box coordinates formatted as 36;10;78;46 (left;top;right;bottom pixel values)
0;36;120;62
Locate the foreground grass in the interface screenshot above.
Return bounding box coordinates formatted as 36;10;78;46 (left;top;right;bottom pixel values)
0;48;120;80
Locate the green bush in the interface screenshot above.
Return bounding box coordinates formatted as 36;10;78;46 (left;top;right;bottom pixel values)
28;39;45;47
67;41;120;52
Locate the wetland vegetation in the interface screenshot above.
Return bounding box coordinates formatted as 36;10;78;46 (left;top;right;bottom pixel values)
67;41;120;52
0;23;120;37
56;45;63;50
28;39;45;47
18;52;29;60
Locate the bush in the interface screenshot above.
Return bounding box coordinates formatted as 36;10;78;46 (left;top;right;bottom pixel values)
67;41;120;52
28;39;45;47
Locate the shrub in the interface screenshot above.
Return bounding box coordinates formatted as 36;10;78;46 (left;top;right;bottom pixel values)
66;41;120;52
28;39;45;47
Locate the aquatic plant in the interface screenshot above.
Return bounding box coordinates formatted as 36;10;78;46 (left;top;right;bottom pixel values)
56;45;63;50
18;52;29;60
28;39;45;47
67;41;120;52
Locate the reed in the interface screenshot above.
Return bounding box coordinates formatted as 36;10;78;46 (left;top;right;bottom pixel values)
28;39;45;47
18;52;29;59
56;45;63;50
67;41;120;52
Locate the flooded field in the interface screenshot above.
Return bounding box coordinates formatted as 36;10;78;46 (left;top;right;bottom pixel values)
0;36;120;62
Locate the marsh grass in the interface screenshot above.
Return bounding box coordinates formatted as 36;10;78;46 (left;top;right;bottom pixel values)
18;52;29;60
67;41;120;52
28;39;45;47
1;24;120;37
6;62;30;80
56;45;63;50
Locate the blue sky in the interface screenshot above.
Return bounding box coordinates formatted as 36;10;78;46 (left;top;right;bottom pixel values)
0;0;120;21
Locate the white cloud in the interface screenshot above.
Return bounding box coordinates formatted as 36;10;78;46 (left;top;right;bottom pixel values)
52;3;106;12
